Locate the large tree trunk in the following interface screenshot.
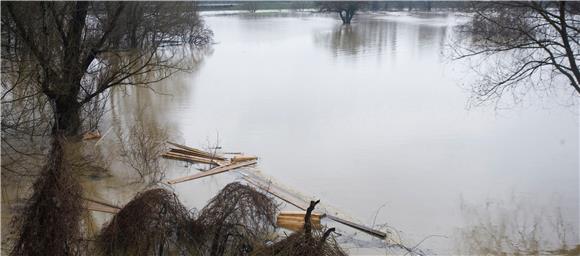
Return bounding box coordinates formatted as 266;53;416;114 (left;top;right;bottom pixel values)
53;96;81;137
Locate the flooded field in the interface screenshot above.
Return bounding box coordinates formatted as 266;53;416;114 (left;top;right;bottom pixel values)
3;10;579;255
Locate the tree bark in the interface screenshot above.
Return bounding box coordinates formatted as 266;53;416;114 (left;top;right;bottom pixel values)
53;95;81;136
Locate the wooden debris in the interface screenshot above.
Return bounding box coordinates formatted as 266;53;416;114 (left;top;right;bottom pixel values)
277;211;323;232
326;214;387;239
82;130;101;140
231;155;258;163
167;141;226;160
166;159;257;184
243;176;388;239
162;151;217;165
83;198;121;214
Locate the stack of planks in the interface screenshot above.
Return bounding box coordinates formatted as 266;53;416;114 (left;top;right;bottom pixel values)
162;142;227;165
277;211;323;232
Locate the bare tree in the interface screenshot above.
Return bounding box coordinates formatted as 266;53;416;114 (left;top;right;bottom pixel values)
318;1;367;25
453;1;580;105
1;1;212;137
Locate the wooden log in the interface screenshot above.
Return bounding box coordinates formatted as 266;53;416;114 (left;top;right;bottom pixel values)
167;141;226;160
166;159;257;184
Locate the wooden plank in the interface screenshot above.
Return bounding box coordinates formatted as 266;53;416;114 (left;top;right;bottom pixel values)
243;177;308;210
167;160;257;184
169;148;226;161
83;199;121;214
162;152;216;165
167;141;226;160
326;214;387;239
243;177;387;239
231;155;258;163
279;211;323;218
83;197;121;210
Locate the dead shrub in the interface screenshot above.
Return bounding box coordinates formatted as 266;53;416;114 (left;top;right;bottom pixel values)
197;182;278;256
97;188;201;255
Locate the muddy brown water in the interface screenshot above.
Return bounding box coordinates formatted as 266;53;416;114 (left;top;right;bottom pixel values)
3;11;578;255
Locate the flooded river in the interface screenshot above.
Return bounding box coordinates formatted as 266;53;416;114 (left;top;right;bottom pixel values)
4;11;578;255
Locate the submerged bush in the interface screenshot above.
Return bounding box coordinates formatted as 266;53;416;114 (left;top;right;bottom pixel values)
97;188;201;255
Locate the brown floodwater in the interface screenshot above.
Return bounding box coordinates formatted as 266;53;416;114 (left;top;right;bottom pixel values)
4;11;579;255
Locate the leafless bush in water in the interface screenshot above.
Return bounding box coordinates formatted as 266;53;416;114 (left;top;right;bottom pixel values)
9;136;84;256
98;182;281;256
252;200;347;256
115;113;169;184
197;182;279;256
97;188;202;256
456;196;579;255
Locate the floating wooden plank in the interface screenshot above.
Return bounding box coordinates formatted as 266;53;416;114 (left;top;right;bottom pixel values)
279;211;324;219
243;176;387;239
167;159;257;184
167;141;226;160
243;177;308;210
83;198;121;214
162;152;217;165
231;155;258;163
169;148;226;161
326;214;387;239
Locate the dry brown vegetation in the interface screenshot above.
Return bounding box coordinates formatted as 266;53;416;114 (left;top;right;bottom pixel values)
9;137;84;256
97;188;201;256
96;182;346;256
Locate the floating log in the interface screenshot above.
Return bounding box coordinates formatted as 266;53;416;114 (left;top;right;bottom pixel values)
167;141;226;160
166;159;257;184
231;155;258;163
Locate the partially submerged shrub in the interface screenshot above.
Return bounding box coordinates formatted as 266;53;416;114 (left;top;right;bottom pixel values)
197;182;278;256
252;200;347;256
10;137;84;256
97;188;201;255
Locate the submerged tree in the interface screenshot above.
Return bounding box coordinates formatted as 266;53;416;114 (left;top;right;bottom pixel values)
318;1;366;25
453;1;580;105
10;136;84;256
1;1;212;136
